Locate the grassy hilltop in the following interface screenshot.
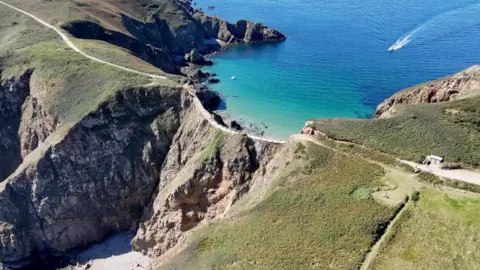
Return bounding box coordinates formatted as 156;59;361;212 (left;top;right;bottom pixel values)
310;94;480;168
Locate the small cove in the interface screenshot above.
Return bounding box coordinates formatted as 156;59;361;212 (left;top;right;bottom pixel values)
198;0;480;139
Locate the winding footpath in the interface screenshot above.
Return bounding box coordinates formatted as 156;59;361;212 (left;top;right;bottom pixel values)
0;0;286;144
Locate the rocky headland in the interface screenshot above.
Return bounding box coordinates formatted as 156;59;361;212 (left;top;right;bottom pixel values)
374;65;480;119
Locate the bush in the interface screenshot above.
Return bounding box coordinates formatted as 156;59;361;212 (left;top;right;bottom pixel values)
440;162;462;170
411;191;420;203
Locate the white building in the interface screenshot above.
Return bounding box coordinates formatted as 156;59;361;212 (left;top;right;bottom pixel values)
422;155;444;166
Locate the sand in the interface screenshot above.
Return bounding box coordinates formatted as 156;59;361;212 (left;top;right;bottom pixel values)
72;233;151;270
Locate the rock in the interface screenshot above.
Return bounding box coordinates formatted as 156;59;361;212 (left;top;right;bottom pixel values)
208;78;220;84
374;65;480;118
195;90;221;111
131;115;277;257
184;49;211;65
212;112;227;127
194;14;286;45
0;86;187;264
301;127;315;135
230;120;243;131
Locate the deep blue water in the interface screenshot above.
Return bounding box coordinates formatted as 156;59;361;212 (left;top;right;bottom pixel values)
198;0;480;139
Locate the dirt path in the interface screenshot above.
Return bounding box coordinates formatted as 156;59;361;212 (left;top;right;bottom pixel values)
0;0;167;80
294;133;480;187
0;0;287;145
400;160;480;185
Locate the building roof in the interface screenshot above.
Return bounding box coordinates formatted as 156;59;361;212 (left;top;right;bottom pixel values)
427;155;444;161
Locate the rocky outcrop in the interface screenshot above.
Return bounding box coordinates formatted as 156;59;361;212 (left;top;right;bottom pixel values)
61;20;177;73
60;0;285;73
184;49;211;65
194;14;286;45
0;81;279;265
0;69;59;182
131;110;276;257
374;65;480;118
0;70;31;182
0;86;187;264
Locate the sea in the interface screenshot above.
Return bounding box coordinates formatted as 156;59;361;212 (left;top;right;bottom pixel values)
198;0;480;140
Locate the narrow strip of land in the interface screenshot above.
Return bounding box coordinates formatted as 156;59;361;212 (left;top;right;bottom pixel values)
0;0;286;144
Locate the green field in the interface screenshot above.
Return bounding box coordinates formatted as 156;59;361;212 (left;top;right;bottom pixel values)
310;97;480;168
373;188;480;269
160;142;402;269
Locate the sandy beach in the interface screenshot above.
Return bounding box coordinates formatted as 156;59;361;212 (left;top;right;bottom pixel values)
71;233;151;270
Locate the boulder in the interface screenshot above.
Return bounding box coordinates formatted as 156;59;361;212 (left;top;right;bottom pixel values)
184;49;211;65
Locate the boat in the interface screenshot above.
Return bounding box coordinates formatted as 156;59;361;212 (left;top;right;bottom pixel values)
208;5;215;9
231;76;236;80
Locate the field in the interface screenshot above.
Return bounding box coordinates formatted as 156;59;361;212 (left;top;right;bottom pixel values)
160;142;403;269
310;97;480;168
372;188;480;269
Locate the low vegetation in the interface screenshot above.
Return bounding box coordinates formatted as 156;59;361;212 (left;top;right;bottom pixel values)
0;9;182;125
161;142;401;269
310;97;480;168
372;188;480;269
418;172;480;194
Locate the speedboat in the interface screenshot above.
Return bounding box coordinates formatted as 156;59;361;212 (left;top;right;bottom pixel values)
231;76;236;80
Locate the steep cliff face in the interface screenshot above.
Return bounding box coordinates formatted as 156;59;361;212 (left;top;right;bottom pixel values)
131;111;277;257
0;80;279;265
375;65;480;118
60;0;285;71
0;69;59;183
0;86;187;263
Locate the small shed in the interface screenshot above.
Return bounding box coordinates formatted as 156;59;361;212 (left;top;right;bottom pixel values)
422;155;444;166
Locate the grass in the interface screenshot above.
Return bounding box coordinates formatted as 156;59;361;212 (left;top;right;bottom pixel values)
310;96;480;168
417;171;480;194
0;7;183;125
3;40;153;123
160;142;400;269
198;130;225;165
73;38;167;76
372;188;480;269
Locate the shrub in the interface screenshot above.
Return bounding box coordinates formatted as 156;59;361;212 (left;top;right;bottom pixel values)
411;191;420;203
440;162;462;170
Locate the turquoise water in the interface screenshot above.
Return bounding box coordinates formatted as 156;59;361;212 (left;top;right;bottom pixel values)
199;0;480;140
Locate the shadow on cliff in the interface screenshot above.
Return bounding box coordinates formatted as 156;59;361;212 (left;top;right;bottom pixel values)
61;18;177;73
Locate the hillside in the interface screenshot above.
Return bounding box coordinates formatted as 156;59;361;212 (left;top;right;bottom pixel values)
1;0;480;269
308;66;480;168
1;0;285;74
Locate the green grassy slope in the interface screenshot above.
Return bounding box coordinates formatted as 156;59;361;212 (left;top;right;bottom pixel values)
372;188;480;269
160;142;401;269
0;9;179;124
309;96;480;168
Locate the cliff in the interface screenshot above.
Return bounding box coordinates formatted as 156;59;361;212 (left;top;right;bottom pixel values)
57;0;285;72
374;65;480;118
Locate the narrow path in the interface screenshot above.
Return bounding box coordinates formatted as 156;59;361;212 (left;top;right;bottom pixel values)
360;202;410;270
0;1;167;80
0;0;286;144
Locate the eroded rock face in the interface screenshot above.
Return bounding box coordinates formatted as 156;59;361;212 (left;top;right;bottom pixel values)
0;86;186;263
374;65;480;118
131;111;276;258
0;70;31;182
0;69;59;182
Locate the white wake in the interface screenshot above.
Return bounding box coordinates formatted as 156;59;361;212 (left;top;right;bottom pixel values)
388;2;480;52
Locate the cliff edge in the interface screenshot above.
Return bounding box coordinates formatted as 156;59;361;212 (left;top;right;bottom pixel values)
374;65;480;118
